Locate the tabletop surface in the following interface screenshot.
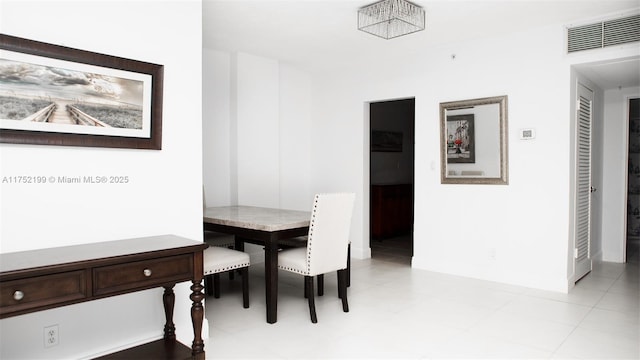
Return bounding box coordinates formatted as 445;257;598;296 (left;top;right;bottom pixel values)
0;235;206;274
203;206;310;232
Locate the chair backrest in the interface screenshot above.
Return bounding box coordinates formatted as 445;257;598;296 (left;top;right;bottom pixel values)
306;193;355;276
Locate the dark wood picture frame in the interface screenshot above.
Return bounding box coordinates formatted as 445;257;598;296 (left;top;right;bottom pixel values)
371;130;403;152
446;114;475;163
0;34;163;149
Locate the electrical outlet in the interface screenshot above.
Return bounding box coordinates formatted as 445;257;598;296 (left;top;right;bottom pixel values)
44;325;59;348
489;247;497;260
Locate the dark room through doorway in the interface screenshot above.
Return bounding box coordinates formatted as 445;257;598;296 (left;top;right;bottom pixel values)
369;98;415;264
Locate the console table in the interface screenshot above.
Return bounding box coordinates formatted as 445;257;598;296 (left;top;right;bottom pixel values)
0;235;208;359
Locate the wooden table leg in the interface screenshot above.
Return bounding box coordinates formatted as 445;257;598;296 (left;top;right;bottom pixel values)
234;236;244;252
264;239;278;324
162;285;176;340
190;279;205;359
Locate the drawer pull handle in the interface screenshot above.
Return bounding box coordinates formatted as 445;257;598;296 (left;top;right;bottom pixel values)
143;269;152;277
13;290;24;301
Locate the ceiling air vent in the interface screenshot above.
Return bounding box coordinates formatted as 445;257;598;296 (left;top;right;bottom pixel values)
568;14;640;53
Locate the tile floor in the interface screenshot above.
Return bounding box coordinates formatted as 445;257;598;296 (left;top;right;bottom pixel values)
202;244;639;359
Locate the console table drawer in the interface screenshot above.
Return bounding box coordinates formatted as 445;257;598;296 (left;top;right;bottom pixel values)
94;254;194;296
0;270;87;316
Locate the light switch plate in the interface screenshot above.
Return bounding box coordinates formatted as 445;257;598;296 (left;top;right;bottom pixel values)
520;128;536;140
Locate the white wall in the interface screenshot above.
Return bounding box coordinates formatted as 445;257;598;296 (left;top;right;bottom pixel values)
236;53;281;207
203;49;232;207
0;1;203;358
202;52;313;211
279;65;312;211
602;86;640;262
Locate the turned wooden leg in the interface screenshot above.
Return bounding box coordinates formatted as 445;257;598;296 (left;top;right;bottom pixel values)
162;285;176;340
190;279;205;359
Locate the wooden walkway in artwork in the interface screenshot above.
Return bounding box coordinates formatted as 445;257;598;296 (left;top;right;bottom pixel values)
48;100;75;124
22;100;110;127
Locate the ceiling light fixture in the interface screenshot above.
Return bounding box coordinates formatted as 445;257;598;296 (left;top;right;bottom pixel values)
358;0;425;40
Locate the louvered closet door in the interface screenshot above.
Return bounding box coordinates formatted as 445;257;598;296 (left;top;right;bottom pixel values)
575;83;594;282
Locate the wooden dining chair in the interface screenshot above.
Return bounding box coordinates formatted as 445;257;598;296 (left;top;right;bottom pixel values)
203;246;250;308
278;193;355;323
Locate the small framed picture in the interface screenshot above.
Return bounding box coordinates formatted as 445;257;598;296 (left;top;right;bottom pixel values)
445;114;475;163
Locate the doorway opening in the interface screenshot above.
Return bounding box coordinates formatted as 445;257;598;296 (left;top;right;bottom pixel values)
572;56;639;269
369;98;415;264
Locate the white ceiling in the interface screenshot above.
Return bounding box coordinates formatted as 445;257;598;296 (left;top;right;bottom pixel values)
203;0;640;89
574;57;640;89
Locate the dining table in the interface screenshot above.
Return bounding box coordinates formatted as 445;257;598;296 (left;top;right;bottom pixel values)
202;205;310;324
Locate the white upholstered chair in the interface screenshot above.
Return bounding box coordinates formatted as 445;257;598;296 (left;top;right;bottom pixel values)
277;235;352;295
203;246;250;308
203;189;239;282
203;230;235;248
278;193;355;323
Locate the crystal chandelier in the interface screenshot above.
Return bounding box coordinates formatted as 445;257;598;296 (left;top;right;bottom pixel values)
358;0;425;39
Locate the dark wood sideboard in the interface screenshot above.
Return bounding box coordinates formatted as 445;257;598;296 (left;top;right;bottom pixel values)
370;183;413;239
0;235;209;360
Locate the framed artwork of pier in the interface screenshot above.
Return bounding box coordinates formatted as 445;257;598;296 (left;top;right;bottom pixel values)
0;34;163;149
